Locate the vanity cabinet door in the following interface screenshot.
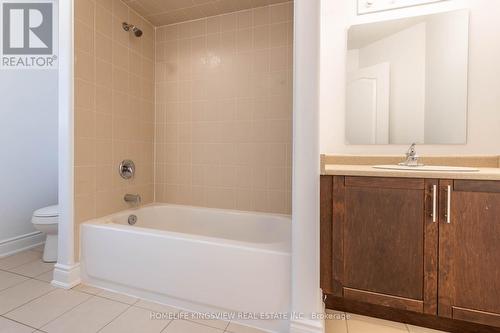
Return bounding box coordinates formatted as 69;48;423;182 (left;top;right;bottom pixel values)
332;176;438;314
439;180;500;328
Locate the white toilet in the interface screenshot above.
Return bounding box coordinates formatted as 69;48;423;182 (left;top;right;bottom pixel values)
32;205;58;263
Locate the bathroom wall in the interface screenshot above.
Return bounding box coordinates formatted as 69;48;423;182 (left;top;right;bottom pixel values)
154;3;294;214
0;71;58;256
320;0;500;155
74;0;155;251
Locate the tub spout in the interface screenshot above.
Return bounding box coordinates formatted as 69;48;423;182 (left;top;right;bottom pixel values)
124;194;141;207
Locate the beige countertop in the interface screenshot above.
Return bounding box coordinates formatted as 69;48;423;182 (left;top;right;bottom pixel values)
320;155;500;180
323;164;500;180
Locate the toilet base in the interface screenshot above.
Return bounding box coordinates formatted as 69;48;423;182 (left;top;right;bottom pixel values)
43;234;58;263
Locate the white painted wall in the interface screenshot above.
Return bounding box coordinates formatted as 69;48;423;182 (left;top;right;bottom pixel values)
346;49;359;72
353;23;426;143
0;70;58;255
320;0;500;155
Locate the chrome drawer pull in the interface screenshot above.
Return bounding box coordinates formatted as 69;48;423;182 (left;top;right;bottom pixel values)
432;185;437;223
444;185;451;224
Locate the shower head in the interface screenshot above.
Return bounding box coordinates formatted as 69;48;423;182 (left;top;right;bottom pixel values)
132;26;143;37
122;22;143;37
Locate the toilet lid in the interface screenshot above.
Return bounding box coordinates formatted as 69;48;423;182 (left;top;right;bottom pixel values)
34;205;59;217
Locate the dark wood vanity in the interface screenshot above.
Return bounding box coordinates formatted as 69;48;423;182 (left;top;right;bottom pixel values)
321;175;500;333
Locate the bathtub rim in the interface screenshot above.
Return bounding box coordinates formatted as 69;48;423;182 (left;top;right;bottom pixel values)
80;203;292;255
85;202;292;224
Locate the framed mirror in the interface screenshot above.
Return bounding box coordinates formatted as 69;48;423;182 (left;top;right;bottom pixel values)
357;0;446;15
345;9;469;145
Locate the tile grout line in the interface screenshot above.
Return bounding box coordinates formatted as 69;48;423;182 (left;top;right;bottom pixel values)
0;282;56;317
0;314;41;331
0;274;32;292
159;318;174;333
1;265;55;280
3;287;58;319
183;318;230;332
72;284;104;296
156;318;173;333
0;267;41;280
38;294;100;332
0;256;45;272
131;302;231;333
179;308;231;332
32;271;54;283
94;292;140;306
95;300;136;333
221;317;231;332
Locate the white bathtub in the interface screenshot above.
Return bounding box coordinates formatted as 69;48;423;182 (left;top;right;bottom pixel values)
80;204;291;332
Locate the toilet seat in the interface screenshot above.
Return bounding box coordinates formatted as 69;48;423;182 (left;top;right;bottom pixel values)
32;205;58;225
32;215;58;225
33;205;58;218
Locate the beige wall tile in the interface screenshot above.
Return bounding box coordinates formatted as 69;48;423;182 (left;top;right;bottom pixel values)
270;2;292;23
74;193;96;224
112;0;129;25
95;33;112;62
95;86;112;114
75;109;96;139
253;6;270;26
220;12;238;32
269;22;288;47
75;20;94;54
155;5;293;214
75;138;96;166
74;0;156;259
75;79;95;110
112;42;129;70
75;166;96;196
95;5;112;37
75;0;94;27
95;59;112;87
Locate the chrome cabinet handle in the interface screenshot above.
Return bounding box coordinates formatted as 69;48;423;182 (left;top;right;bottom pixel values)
444;185;451;224
432;185;437;223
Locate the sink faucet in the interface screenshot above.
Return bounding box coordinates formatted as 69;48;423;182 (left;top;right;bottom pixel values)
399;143;422;167
124;194;142;207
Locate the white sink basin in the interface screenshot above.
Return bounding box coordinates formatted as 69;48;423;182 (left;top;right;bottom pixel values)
373;165;480;172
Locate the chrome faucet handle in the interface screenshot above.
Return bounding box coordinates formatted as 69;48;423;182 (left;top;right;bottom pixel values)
119;160;135;179
399;143;422;167
406;143;417;158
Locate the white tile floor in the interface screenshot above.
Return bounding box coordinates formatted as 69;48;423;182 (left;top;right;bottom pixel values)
326;310;449;333
0;248;449;333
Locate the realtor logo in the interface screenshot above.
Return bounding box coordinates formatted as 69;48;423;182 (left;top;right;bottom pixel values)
1;1;57;69
3;3;52;54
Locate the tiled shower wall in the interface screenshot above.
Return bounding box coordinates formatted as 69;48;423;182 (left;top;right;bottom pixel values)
74;0;155;251
74;1;293;256
155;2;294;214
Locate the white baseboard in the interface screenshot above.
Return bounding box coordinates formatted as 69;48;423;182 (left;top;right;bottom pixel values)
0;232;45;258
52;263;81;289
290;319;324;333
